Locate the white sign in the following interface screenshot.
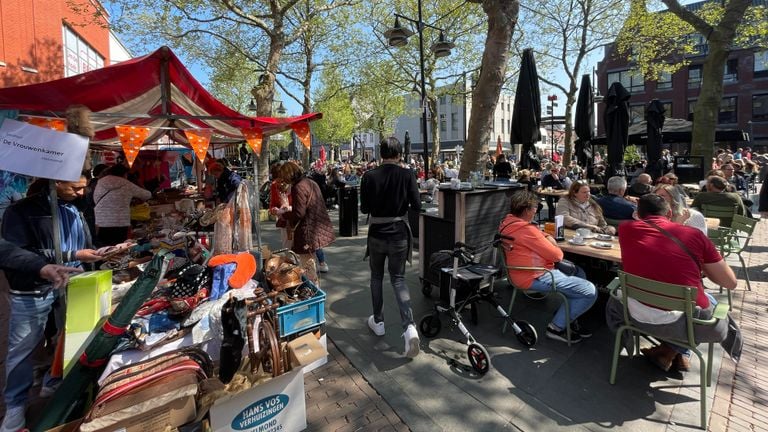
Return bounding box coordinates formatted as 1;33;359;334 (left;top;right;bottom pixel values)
210;369;306;432
0;119;89;181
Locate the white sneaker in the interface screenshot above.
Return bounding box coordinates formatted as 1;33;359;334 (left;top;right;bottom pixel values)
317;262;329;273
1;405;25;432
403;324;420;358
367;316;385;336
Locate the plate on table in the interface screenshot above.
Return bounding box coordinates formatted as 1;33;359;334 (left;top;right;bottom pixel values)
596;234;613;241
590;241;613;250
567;239;587;246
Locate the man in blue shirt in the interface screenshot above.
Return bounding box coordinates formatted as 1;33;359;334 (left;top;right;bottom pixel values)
597;176;637;221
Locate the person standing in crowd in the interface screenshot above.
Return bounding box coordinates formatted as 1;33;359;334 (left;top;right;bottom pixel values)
207;160;242;203
493;154;513;180
499;190;596;344
608;194;738;372
0;239;83;288
93;164;152;247
276;161;335;283
0;174;102;432
360;137;421;358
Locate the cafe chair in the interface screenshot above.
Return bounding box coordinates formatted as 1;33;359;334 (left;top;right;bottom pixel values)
604;217;625;229
498;245;573;345
727;214;758;291
706;229;734;309
609;271;729;430
700;203;738;229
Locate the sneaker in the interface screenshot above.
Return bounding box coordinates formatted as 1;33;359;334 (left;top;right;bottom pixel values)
545;324;582;344
570;320;592;338
0;405;25;432
367;315;385;336
403;324;420;358
317;262;329;273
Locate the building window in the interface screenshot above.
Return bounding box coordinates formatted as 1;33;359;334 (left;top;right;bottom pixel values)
723;59;738;83
607;69;644;93
656;71;672;90
688;100;696;121
719;97;737;124
629;105;645;124
662;102;672;117
63;26;104;77
687;32;708;56
754;94;768;121
451;112;458;132
688;65;703;88
440;113;446;132
508;120;511;134
501;118;505;134
439;95;447;105
755;50;768;78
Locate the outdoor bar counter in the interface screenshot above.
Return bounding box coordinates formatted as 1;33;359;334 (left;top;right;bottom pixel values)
418;184;524;293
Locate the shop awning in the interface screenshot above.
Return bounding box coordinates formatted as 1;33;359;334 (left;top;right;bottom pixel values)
0;46;321;148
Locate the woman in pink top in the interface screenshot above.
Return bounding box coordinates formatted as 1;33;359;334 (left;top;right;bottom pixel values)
498;190;597;344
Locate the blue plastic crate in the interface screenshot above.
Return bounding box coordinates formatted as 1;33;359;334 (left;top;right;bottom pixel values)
277;284;326;337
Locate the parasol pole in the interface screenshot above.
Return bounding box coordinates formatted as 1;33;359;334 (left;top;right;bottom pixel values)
48;180;63;265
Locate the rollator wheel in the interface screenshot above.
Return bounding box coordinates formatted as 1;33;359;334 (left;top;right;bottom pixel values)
514;320;538;348
419;314;441;338
467;343;490;375
421;279;432;297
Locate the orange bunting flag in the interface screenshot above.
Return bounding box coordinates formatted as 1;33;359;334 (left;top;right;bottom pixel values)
115;125;150;167
290;122;311;149
25;116;67;132
184;129;213;163
241;127;263;155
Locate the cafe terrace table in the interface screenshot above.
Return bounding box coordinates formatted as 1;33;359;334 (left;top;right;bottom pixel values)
535;188;568;198
558;229;622;263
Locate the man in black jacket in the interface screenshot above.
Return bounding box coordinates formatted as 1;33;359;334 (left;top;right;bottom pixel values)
0;175;101;432
0;240;82;288
360;137;421;358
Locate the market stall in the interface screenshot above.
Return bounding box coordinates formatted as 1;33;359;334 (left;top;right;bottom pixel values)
0;46;326;432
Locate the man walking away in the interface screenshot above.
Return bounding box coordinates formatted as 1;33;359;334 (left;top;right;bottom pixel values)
360;137;421;358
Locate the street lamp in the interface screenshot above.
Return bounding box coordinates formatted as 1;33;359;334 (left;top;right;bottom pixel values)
248;98;286;115
384;1;454;173
547;95;558;159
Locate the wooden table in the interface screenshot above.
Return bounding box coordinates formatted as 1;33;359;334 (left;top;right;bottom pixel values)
535;188;568;198
558;229;622;263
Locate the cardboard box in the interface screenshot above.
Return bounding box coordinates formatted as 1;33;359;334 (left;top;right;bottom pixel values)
80;394;196;432
210;369;306;432
300;333;328;374
65;270;112;372
287;333;327;369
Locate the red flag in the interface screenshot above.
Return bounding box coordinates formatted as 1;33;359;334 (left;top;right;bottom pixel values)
25;116;67;132
290;122;311;149
496;135;503;157
319;145;326;162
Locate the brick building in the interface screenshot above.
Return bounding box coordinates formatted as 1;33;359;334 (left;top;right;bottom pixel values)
0;0;112;88
595;1;768;153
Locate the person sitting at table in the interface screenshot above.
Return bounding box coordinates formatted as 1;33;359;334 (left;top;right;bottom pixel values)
558;166;573;189
499;190;596;344
627;173;653;197
492;154;513;180
541;165;566;221
556;180;616;235
516;170;536;191
596;176;636;221
654;184;707;234
691;175;748;226
592;165;606;185
606;194;739;372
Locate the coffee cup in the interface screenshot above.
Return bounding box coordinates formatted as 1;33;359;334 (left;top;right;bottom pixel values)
572;235;585;244
576;228;592;238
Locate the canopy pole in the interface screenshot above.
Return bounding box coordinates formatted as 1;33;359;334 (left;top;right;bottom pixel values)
48;180;63;265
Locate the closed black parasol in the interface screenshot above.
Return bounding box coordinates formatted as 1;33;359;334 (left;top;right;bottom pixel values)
603;81;631;178
574;74;594;170
510;48;542;171
645;99;666;180
404;131;411;164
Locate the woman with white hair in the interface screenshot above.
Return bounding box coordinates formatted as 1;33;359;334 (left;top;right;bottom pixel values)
653;184;707;234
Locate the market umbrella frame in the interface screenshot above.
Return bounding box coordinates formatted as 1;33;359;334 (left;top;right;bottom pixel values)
510;48;542;171
573;74;594;171
645;99;666;180
603;81;631;179
403;131;411;164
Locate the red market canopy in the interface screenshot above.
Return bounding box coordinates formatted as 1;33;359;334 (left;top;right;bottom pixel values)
0;46;321;148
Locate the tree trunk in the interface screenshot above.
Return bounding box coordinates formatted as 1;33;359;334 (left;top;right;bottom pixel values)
690;40;727;162
562;95;575;166
459;0;520;180
251;33;285;188
429;97;440;163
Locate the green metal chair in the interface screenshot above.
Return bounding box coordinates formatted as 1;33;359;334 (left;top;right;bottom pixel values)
609;271;729;430
727;214;758;291
700;203;739;228
498;245;573;345
706;228;734;309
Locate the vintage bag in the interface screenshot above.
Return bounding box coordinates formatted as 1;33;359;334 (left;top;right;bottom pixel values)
264;249;304;291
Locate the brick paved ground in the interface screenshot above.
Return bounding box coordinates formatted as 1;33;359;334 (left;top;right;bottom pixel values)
709;217;768;432
304;340;410;432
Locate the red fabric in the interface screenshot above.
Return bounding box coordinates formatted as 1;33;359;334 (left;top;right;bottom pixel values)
618;216;722;308
0;46;322;147
102;320;126;336
80;352;108;368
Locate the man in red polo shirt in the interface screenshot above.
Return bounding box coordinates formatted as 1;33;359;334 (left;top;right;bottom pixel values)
609;194;737;372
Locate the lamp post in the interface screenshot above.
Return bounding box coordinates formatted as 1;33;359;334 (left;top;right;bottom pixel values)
384;1;454;173
547;95;558;160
